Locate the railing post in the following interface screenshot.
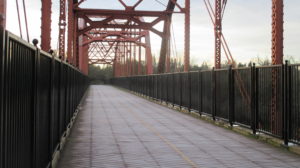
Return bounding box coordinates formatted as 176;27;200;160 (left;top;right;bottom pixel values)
33;48;41;168
138;77;140;94
172;73;175;107
49;54;55;161
251;64;257;134
157;75;159;100
180;73;183;109
58;58;64;146
145;75;149;98
65;66;70;128
161;75;163;102
139;77;141;95
188;72;191;112
229;65;235;126
141;77;143;94
128;77;131;91
147;76;149;97
287;62;291;145
0;27;5;168
3;30;10;168
212;68;216;120
144;76;146;96
198;70;202;115
152;74;158;100
166;75;169;104
283;60;291;145
161;75;163;103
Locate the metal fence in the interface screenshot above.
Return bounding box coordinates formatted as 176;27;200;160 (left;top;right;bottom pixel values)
112;63;300;145
0;30;89;168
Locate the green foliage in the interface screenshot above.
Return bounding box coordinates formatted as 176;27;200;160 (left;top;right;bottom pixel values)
87;55;297;82
88;65;113;84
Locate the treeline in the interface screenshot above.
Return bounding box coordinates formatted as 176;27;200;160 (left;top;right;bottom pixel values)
88;65;113;84
88;55;296;83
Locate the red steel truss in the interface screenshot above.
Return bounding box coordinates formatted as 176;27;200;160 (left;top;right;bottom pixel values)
38;0;285;76
59;0;190;75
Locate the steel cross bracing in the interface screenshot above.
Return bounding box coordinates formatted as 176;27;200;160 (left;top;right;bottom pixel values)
37;0;285;76
57;0;190;75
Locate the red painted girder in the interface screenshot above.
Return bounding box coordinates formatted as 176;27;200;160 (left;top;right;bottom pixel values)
158;0;177;73
84;39;146;48
83;36;147;46
73;17;78;66
74;8;183;16
271;0;283;65
0;0;6;28
41;0;52;51
67;0;74;62
88;30;147;36
85;32;146;41
184;0;190;72
145;31;153;74
58;0;66;59
78;18;164;37
158;17;171;73
270;0;284;136
214;0;222;69
138;30;142;75
78;19;89;74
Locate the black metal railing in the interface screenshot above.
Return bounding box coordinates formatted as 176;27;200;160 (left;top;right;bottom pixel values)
0;30;89;168
112;62;300;146
233;67;251;127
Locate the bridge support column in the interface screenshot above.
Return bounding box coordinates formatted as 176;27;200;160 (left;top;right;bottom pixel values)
138;32;142;75
272;0;284;65
271;0;284;137
78;19;88;74
78;36;88;74
41;0;52;51
0;0;6;29
184;0;190;72
67;0;74;63
158;17;171;74
214;0;222;69
58;0;66;60
145;32;153;75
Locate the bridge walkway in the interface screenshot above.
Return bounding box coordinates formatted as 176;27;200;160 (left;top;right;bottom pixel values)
57;85;300;168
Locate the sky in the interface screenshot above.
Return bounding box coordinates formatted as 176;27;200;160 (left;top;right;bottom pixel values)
6;0;300;66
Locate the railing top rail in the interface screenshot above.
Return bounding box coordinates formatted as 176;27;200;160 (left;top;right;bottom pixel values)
6;30;36;50
255;64;282;69
40;49;54;59
289;63;300;67
214;68;229;72
200;69;213;73
233;67;251;70
5;30;85;76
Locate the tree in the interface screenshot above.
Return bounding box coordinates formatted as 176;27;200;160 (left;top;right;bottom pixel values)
88;65;113;84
